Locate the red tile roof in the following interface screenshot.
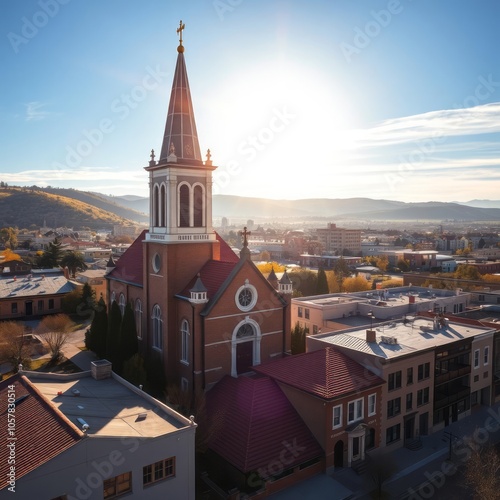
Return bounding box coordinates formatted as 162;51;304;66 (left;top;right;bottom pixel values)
0;375;82;490
107;229;146;286
178;260;238;299
206;375;323;474
254;347;385;400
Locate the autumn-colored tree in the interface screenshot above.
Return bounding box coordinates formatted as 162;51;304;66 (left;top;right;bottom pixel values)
0;227;18;249
326;271;342;293
374;255;389;272
0;248;22;262
0;321;31;370
377;278;404;289
343;275;371;292
256;261;286;274
455;264;481;280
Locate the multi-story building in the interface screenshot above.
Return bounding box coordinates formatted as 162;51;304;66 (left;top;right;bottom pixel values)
316;223;362;255
291;286;471;337
307;315;496;450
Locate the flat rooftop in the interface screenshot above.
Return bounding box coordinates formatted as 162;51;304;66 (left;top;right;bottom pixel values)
313;316;494;360
29;373;188;438
0;274;75;298
294;286;467;309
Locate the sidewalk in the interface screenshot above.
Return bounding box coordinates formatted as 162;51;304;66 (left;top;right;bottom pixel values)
331;402;500;499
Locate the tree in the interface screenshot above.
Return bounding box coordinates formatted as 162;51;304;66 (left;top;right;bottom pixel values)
36;237;64;268
0;227;18;249
455;264;481;280
343;275;371;292
61;250;87;277
80;282;96;313
106;300;123;373
37;314;74;363
85;297;108;358
0;321;31;371
0;248;22;262
397;258;410;272
465;446;500;500
288;270;317;297
121;302;138;362
291;322;308;355
316;268;329;295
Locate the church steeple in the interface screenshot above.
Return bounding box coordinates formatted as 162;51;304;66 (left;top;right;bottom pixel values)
159;20;202;163
145;21;217;245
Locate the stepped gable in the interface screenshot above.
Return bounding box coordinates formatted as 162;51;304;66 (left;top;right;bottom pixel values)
206;375;323;474
255;346;385;399
106;230;146;286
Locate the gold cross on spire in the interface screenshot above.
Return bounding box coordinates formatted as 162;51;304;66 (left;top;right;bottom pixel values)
177;20;185;46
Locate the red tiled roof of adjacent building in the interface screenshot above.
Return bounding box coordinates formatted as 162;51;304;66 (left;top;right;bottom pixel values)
106;229;146;286
206;375;323;474
254;347;385;400
0;375;82;490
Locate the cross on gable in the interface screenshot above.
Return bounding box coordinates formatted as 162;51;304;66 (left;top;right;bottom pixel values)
240;227;251;247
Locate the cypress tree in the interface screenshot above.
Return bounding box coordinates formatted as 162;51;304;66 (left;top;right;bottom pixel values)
121;301;138;361
316;267;329;295
85;297;107;358
106;300;123;372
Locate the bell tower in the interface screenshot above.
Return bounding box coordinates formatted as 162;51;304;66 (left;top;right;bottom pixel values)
145;21;217;244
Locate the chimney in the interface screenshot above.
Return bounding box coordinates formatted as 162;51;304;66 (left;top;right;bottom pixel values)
91;359;112;380
366;329;376;343
409;295;415;304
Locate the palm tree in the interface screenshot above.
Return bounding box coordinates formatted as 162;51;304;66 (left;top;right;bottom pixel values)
61;250;87;277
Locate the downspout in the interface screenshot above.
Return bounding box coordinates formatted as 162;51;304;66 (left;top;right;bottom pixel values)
191;302;196;401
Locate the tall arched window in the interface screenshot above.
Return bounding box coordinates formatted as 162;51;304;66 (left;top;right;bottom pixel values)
179;184;190;227
193;184;204;227
153;184;159;226
111;291;116;303
231;318;261;377
135;299;142;339
119;293;126;316
152;304;163;350
180;319;189;364
160;184;166;227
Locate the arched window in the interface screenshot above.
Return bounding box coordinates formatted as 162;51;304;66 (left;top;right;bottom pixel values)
231;318;261;377
135;299;142;339
160;184;166;227
193;184;204;227
111;291;116;303
153;184;159;226
152;304;163;350
119;293;126;316
180;319;189;364
179;184;190;227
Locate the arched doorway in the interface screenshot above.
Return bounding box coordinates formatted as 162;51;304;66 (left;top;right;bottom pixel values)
334;440;344;468
231;319;261;377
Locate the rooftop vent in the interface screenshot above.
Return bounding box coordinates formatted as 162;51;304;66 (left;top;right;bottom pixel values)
380;335;398;345
91;359;112;380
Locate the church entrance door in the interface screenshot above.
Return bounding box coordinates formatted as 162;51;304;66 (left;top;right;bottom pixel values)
236;341;253;375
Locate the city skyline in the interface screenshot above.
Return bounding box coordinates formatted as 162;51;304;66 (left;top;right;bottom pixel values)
1;0;499;203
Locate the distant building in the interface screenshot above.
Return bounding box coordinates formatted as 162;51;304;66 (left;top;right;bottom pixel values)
316;223;361;255
0;362;196;498
113;224;141;237
0;270;76;320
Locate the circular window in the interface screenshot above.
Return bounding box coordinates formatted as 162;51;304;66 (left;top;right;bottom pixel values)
152;253;161;273
235;281;258;312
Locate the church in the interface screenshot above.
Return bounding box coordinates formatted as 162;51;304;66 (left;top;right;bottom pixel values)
106;22;293;397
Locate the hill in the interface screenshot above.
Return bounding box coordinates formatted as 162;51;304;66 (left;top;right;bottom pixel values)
0;187;137;230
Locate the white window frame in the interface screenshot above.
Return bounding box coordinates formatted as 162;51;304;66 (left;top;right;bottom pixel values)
348;398;363;424
332;404;342;429
135;299;142;339
119;293;126;317
180;319;189;365
474;349;480;369
368;393;376;416
484;346;490;366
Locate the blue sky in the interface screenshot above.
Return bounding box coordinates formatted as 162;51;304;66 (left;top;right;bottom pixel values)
1;0;499;202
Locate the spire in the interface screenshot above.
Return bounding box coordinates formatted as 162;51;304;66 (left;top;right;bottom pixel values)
239;227;252;261
159;21;202;163
267;266;278;289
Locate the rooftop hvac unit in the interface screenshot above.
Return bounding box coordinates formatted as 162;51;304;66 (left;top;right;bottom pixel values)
380;335;398;345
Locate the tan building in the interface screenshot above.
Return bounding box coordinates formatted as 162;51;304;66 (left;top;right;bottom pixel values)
316;223;361;255
307;315;496;451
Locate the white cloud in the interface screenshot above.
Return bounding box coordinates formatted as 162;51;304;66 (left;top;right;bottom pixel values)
25;101;52;122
